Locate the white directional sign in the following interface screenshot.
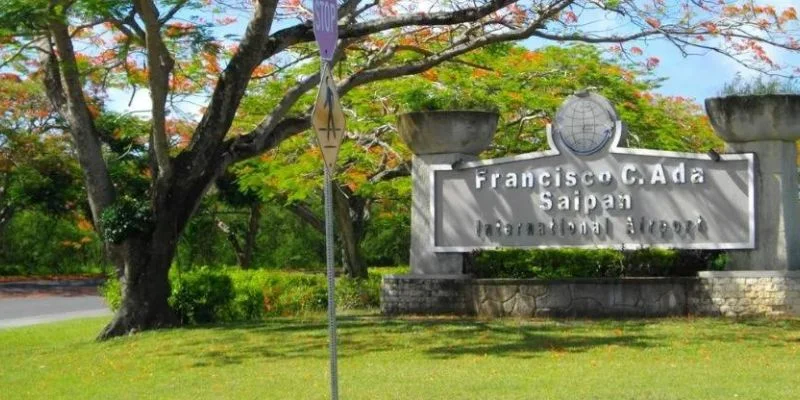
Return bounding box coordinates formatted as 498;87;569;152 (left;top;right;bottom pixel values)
313;0;338;61
312;66;346;171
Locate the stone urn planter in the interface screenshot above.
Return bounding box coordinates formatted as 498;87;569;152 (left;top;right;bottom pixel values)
705;95;800;142
397;110;499;276
397;110;499;155
704;94;800;271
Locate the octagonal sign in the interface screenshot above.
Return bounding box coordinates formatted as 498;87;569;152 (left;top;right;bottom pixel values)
313;0;338;61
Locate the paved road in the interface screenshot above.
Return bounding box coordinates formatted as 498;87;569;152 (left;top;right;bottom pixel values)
0;281;111;329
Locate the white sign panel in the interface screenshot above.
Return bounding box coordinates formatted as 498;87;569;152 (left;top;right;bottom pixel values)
432;93;755;251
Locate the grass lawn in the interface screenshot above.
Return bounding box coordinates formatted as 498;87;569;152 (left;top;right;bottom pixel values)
1;314;799;399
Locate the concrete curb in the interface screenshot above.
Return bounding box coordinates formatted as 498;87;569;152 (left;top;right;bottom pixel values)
0;279;106;290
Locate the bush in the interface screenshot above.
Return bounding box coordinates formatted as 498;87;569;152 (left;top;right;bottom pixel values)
337;276;380;309
100;196;153;244
220;269;271;321
262;272;328;316
472;248;725;279
169;268;234;324
472;249;623;279
99;277;122;312
0;210;105;276
99;267;409;324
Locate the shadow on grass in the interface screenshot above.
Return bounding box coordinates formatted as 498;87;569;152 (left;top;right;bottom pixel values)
128;315;800;369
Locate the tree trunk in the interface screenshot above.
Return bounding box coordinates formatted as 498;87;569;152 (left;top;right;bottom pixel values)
97;237;178;340
242;202;261;268
333;186;368;279
96;191;191;340
216;217;246;266
0;204;13;234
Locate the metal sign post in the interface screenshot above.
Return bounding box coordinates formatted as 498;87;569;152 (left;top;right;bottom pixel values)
313;62;344;400
312;2;342;398
323;160;338;400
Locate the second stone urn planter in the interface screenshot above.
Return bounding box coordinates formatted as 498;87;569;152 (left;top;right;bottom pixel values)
705;94;800;271
397;110;499;155
705;94;800;142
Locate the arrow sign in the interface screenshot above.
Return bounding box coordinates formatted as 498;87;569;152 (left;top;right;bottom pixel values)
313;0;338;61
312;66;346;171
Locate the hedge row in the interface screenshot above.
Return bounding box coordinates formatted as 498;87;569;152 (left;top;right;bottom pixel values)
469;248;727;279
101;267;408;325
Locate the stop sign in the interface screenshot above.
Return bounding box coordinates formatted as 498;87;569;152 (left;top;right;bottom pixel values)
313;0;338;61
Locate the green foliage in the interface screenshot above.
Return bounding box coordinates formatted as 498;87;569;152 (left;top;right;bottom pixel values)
337;275;379;310
361;213;411;266
99;277;121;312
169;268;234;324
0;210;104;276
174;199;326;271
3;146;83;215
100;196;153;244
218;269;271;321
719;73;800;96
396;84;499;112
0;0;49;35
101;267;409;323
473;248;725;279
473;248;624;279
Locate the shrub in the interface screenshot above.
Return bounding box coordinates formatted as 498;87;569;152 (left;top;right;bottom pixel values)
99;276;122;312
472;249;624;279
719;73;800;96
99;266;410;324
337;276;380;309
262;272;327;316
100;196;153;244
169;268;234;324
472;248;724;279
220;269;270;321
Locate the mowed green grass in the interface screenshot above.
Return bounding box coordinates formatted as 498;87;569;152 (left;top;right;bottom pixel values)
1;314;799;399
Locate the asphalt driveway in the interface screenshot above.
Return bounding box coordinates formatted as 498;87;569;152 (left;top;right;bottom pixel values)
0;280;111;329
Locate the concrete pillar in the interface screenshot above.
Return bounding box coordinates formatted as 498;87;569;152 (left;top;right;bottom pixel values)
706;95;800;270
410;153;476;275
397;111;498;276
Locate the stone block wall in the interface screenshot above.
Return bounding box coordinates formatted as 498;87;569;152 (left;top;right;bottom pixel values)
381;272;800;318
471;279;690;317
380;275;472;315
689;271;800;317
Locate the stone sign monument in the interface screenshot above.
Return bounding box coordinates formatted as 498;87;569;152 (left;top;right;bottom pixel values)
383;92;800;319
432;92;754;251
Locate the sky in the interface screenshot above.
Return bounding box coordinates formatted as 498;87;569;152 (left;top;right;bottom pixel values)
106;1;800;116
645;39;800;102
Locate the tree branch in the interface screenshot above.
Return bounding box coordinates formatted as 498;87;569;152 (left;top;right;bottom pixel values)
262;0;523;62
394;44;494;71
159;0;189;26
221;0;573;169
288;202;324;234
185;0;278;182
338;0;573;94
133;0;175;179
47;1;115;223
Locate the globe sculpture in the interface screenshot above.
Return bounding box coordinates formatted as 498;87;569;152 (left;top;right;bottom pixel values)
553;92;617;155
